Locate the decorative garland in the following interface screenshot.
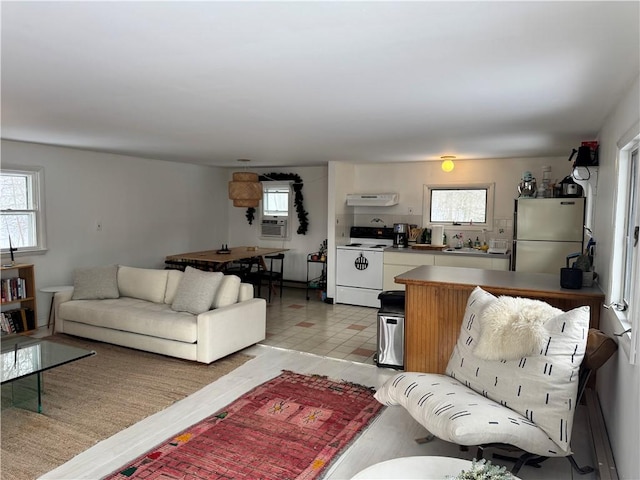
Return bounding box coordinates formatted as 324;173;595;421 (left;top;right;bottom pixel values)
245;172;309;235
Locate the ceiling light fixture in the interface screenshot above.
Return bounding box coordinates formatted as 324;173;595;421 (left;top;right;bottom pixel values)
228;159;263;208
441;155;456;172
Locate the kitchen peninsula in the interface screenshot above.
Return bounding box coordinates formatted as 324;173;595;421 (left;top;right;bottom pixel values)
395;265;604;373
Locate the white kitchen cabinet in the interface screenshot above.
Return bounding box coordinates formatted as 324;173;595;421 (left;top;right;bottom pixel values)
383;252;435;291
384;251;510;290
490;257;511;271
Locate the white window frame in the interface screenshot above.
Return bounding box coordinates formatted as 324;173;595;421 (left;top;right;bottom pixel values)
1;165;47;257
622;148;638;309
612;135;639;365
422;183;495;230
260;181;292;240
261;181;292;218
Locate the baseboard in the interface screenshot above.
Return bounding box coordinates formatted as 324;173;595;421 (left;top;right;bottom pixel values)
585;388;618;480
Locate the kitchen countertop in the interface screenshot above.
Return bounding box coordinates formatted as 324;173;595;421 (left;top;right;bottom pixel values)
395;264;602;296
384;245;511;259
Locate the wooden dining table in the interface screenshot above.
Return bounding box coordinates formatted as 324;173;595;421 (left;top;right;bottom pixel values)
165;246;288;272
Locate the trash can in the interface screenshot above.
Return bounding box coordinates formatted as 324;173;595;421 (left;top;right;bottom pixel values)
375;291;405;369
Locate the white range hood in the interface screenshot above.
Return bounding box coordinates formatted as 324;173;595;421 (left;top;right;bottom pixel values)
346;193;399;207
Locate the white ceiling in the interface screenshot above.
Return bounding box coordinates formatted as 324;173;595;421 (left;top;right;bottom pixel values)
2;1;639;168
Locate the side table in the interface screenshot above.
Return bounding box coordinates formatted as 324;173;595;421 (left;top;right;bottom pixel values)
40;286;73;332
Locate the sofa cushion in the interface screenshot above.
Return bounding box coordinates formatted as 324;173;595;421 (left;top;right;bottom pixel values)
72;265;120;300
238;283;253;303
375;372;567;457
164;270;184;304
445;286;589;454
60;298;197;343
118;266;168;304
171;267;223;315
213;275;241;308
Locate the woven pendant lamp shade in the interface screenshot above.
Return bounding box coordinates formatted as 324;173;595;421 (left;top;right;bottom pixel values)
228;172;263;207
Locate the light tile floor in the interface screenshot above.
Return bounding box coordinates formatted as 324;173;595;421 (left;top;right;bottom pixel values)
259;287;380;365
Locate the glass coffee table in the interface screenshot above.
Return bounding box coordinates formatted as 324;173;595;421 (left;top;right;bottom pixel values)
1;335;95;413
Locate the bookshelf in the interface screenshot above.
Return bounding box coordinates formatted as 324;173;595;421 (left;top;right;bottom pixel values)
1;263;37;334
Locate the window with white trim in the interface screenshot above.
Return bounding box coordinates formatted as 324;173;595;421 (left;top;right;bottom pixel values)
622;147;639;310
613;139;639;365
260;181;292;240
1;166;47;255
423;183;495;228
262;182;291;218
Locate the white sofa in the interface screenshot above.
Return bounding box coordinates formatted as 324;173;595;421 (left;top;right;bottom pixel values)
55;265;266;364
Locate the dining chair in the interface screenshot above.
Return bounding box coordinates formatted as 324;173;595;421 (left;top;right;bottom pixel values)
224;257;261;282
253;253;285;302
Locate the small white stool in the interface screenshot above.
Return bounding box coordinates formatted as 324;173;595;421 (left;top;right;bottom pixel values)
40;285;73;332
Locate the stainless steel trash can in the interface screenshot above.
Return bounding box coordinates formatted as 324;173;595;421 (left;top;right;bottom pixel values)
376;291;405;369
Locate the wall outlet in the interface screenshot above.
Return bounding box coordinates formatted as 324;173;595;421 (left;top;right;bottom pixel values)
96;221;102;232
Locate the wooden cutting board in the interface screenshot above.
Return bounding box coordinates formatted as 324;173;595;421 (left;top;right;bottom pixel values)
411;244;447;251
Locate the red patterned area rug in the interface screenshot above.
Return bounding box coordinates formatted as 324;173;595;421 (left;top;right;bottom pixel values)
105;370;384;480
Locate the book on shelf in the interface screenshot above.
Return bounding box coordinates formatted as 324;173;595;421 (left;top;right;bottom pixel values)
0;308;35;333
1;276;28;303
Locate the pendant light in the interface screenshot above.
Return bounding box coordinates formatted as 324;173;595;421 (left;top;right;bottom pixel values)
441;155;456;172
228;159;263;207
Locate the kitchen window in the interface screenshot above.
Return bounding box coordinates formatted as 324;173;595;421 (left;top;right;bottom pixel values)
423;183;494;229
1;166;47;255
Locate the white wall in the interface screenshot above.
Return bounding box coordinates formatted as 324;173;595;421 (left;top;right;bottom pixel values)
350;156;569;241
593;75;640;480
226;166;328;283
327;162;355;299
1;140;227;326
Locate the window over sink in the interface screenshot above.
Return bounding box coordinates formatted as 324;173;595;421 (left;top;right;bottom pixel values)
422;183;495;229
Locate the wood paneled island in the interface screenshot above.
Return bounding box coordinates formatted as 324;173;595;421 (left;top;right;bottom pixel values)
395;265;604;374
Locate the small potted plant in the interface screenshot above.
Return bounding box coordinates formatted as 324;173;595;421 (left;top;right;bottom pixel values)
447;459;515;480
318;239;327;262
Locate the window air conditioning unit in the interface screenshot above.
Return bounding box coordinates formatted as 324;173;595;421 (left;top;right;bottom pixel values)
261;218;288;238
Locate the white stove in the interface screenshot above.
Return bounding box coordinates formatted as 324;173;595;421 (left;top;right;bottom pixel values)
339;242;392;251
336;227;394;308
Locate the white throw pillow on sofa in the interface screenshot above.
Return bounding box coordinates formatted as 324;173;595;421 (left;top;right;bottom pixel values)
171;267;223;315
164;269;184;304
118;266;168;304
72;265;120;300
446;286;589;454
237;283;254;302
213;275;241;308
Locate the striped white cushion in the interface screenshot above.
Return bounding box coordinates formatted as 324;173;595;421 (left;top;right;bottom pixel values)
446;287;589;454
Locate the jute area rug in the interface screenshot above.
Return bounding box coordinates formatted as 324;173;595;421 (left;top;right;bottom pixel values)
0;334;252;480
105;370;384;480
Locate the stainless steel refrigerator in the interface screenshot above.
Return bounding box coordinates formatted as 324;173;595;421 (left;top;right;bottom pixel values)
513;198;585;274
